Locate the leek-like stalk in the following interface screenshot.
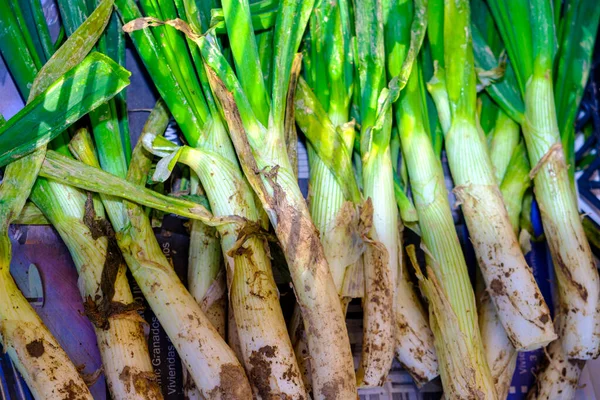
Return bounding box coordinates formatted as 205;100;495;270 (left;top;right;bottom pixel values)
399;56;491;397
144;135;308;399
487;0;600;360
119;2;306;395
0;149;92;400
442;0;555;351
303;0;357;299
70;104;253;399
0;2;115;397
479;141;529;399
525;74;600;358
295;0;361;389
470;9;525;395
30;176;161;400
194;1;358;394
353;0;397;385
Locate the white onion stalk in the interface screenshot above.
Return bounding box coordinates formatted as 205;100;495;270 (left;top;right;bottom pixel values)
485;0;600;360
145;131;308;399
70;108;252;399
523;75;600;359
478;141;530;399
30;175;161;400
195;25;359;399
0;265;93;400
0;147;93;400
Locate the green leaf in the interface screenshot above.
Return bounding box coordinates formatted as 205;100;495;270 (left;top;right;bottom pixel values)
0;0;41;99
444;0;477;119
471;23;524;123
29;0;116;102
15;0;53;62
117;0;207;147
485;0;533;94
0;53;130;166
554;0;600;182
355;0;386;131
39;150;233;226
270;0;316;131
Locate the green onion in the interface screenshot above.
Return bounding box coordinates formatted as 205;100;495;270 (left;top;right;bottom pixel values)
285;0;363;390
190;0;358;393
393;7;493;395
487;0;600;360
30;172;162;399
70;102;253;398
353;0;397;386
118;1;308;395
441;0;555;352
0;2;120;397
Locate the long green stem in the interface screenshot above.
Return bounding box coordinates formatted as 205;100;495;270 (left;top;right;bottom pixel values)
398;56;490;396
